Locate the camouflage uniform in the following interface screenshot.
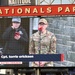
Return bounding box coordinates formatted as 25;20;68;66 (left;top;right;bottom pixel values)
29;30;56;67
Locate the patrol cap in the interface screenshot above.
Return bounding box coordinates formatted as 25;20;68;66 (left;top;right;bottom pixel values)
39;18;48;24
12;17;21;23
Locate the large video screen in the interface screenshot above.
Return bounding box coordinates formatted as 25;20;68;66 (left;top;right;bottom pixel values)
0;17;75;68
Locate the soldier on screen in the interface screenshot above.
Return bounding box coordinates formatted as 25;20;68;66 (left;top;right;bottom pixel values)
29;18;56;67
2;17;28;54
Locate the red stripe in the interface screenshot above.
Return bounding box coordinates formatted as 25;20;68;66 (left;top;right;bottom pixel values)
0;4;74;16
61;54;64;61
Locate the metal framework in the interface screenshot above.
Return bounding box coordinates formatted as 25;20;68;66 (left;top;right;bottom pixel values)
37;0;75;5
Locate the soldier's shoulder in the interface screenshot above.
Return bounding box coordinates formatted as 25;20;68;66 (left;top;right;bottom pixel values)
47;30;55;36
33;31;39;36
47;31;56;40
30;32;39;39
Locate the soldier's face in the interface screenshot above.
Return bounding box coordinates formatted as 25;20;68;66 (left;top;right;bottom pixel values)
12;22;21;29
38;22;48;31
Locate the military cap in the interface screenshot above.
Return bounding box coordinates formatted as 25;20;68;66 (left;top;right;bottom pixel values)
39;18;48;24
